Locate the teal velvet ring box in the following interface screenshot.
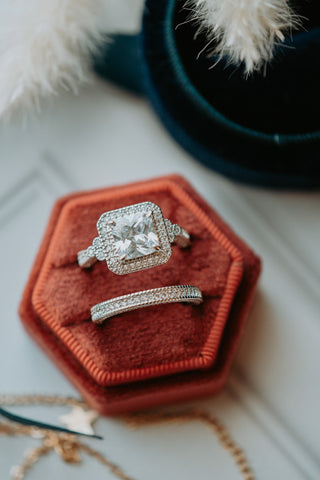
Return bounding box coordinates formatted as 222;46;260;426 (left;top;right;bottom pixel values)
94;0;320;188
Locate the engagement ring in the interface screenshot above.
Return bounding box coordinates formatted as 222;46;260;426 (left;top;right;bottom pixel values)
78;202;190;275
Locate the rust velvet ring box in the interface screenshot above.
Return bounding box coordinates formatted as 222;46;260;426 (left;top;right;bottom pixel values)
19;175;261;415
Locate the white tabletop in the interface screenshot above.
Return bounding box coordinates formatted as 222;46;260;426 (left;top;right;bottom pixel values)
0;3;320;478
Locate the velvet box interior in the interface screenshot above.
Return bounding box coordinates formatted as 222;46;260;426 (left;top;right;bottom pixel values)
19;175;261;415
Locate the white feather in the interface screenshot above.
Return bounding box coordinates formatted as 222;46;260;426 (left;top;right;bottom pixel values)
0;0;106;118
188;0;300;72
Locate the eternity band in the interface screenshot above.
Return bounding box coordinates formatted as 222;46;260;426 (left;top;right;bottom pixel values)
91;285;203;323
78;201;191;275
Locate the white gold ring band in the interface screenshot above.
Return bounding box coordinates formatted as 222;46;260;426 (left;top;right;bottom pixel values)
91;285;203;323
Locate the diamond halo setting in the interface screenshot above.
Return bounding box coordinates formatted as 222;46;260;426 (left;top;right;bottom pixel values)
98;202;172;275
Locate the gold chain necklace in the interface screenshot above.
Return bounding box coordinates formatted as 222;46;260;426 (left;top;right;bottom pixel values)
0;394;255;480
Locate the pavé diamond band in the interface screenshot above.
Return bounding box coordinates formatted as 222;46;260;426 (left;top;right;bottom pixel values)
78;201;191;275
91;285;203;323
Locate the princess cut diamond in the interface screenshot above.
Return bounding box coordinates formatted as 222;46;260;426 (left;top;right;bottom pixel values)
111;212;160;261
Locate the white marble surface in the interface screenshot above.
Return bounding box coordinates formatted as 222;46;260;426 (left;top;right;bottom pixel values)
0;4;320;478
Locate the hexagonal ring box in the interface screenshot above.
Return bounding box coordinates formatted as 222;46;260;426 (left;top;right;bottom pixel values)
19;175;261;415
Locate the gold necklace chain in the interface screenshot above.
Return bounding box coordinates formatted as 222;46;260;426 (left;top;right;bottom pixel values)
0;394;86;408
0;395;256;480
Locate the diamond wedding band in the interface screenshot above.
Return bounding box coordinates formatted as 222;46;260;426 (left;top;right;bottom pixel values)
91;285;203;323
78;202;191;275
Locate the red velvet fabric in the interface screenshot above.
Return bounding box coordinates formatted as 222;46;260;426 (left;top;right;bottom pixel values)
19;175;261;415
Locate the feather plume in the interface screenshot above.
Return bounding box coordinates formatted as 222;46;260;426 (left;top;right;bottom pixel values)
187;0;300;73
0;0;106;118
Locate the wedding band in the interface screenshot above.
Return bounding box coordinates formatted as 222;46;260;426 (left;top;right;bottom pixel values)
78;201;191;275
91;285;203;323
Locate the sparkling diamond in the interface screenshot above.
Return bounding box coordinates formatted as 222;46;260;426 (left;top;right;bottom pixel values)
111;212;160;260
